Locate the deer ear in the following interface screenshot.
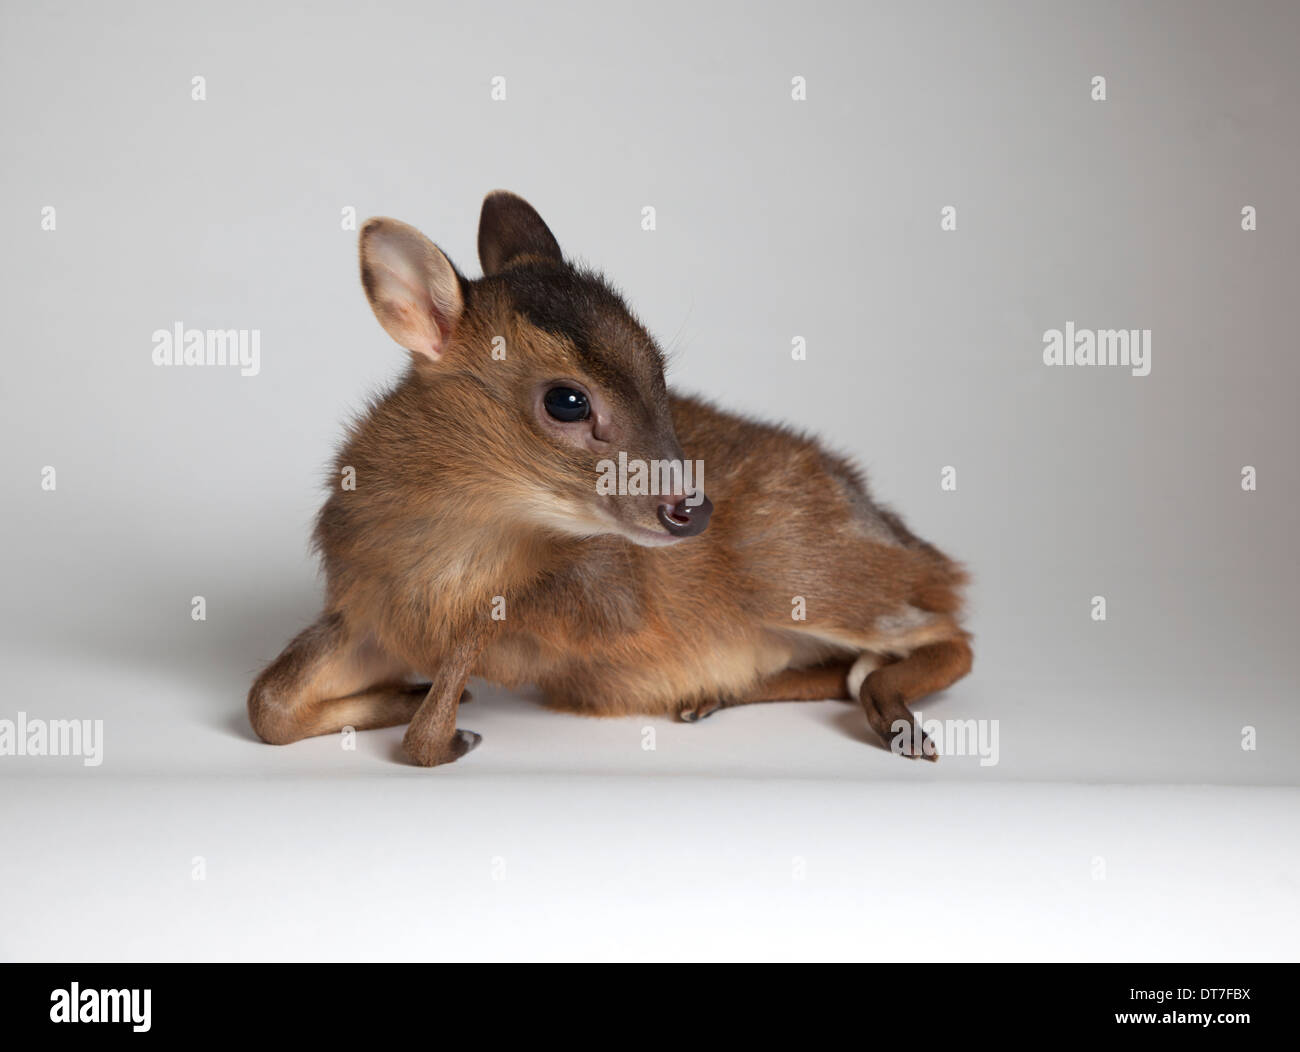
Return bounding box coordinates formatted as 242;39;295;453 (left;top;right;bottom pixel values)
478;190;563;276
359;218;464;360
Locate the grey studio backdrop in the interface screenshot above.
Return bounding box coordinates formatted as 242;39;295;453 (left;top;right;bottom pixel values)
2;0;1297;788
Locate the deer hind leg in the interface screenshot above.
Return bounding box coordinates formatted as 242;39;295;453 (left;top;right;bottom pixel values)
855;636;973;761
248;612;424;744
678;660;853;722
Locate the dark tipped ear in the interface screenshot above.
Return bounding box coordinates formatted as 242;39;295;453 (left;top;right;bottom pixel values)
359;217;464;361
478;191;563;276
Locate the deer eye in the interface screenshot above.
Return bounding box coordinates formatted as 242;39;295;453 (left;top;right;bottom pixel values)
543;386;590;422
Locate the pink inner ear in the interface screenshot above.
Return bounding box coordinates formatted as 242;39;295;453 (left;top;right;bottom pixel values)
371;258;447;359
362;220;463;359
393;301;444;359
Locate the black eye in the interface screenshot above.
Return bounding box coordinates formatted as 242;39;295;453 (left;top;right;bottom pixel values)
543;386;590;423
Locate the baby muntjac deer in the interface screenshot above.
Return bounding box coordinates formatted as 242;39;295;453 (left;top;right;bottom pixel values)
248;191;972;766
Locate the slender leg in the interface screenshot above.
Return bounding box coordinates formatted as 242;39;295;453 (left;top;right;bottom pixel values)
678;661;852;722
400;633;486;767
316;684;429;731
248;612;415;744
859;637;973;761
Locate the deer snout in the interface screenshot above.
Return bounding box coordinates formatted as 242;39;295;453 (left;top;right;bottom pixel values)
657;493;713;538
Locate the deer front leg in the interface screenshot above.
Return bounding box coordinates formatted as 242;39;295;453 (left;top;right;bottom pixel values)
401;633;486;767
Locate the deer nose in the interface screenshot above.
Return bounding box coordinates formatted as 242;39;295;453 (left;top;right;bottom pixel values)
657;494;713;538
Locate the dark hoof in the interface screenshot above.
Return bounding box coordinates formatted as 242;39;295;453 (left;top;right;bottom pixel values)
450;728;482;757
402;727;482;766
892;729;939;761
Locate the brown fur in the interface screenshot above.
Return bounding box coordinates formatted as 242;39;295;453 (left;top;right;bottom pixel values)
248;192;973;765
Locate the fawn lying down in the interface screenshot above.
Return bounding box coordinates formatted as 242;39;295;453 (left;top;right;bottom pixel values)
248;191;972;766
